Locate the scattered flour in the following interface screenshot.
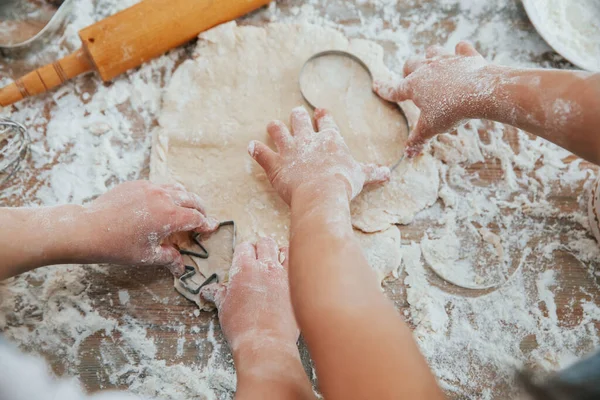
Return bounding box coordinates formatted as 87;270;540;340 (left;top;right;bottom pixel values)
118;290;130;306
0;0;599;399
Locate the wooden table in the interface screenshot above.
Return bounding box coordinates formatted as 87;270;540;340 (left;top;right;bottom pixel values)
0;1;598;399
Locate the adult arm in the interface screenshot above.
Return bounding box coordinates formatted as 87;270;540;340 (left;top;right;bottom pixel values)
0;180;218;280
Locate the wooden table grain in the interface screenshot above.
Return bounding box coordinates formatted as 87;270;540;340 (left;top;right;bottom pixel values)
0;1;598;399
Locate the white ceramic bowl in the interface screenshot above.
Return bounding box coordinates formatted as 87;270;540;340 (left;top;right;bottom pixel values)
522;0;600;72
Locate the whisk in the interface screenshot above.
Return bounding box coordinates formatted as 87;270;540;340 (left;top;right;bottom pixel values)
0;118;29;186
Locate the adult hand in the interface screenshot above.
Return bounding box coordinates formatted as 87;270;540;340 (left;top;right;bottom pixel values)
248;107;390;205
83;180;218;276
374;41;489;157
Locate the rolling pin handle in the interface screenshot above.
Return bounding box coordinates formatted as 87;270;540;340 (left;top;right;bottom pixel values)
0;48;93;107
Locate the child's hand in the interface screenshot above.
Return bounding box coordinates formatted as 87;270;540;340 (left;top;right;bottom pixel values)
249;107;390;205
82;180;219;275
374;41;489;157
201;238;298;351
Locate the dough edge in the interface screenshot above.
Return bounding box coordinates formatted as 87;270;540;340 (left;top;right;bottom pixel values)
150;21;440;307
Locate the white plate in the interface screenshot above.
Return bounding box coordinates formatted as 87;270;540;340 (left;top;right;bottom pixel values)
522;0;600;72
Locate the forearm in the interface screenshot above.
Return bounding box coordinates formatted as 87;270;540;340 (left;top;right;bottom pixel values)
476;66;600;163
0;205;87;279
289;180;443;400
234;342;314;400
289;182;379;312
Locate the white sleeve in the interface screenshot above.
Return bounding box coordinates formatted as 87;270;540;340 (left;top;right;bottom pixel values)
0;338;150;400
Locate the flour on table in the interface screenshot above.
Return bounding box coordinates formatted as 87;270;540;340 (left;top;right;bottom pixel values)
150;22;439;304
1;1;598;399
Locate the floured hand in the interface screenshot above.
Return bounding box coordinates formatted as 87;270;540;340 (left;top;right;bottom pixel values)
202;238;315;400
201;238;298;351
83;180;219;276
374;41;489;157
249;107;390;204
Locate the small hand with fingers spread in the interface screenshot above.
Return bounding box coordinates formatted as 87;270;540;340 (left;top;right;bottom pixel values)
248;107;390;205
374;41;489;157
84;180;219;276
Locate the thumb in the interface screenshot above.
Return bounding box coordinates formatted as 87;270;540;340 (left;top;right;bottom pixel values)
155;245;185;276
200;283;227;309
361;163;391;185
279;247;289;270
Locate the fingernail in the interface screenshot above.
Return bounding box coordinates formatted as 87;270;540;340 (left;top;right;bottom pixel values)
208;217;220;230
167;263;184;277
200;285;216;302
247;141;256;157
292;105;306;114
366;164;391;183
200;284;223;309
379;166;392;181
406;146;418;158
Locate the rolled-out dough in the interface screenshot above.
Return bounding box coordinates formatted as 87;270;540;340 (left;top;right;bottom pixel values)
150;22;439;307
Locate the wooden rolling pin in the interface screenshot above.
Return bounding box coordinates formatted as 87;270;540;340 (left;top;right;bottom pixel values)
0;0;271;106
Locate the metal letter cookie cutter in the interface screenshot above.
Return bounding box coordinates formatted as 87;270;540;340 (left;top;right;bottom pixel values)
299;50;408;171
177;220;236;295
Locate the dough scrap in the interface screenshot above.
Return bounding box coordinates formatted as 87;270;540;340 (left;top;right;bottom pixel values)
356;226;403;282
351;153;439;232
150;22;439;307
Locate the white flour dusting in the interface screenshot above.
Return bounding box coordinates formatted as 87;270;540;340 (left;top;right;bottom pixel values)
118;290;130;306
0;0;599;399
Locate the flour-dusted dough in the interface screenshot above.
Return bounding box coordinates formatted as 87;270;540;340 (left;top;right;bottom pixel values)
351;154;439;232
356;226;403;282
150;22;439;306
